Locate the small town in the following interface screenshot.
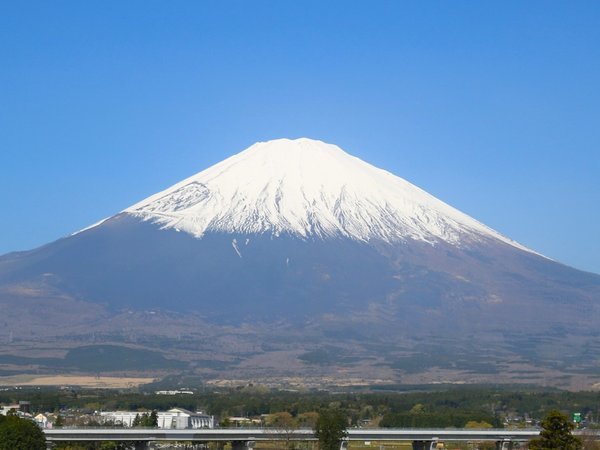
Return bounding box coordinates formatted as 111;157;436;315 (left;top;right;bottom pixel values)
1;385;599;449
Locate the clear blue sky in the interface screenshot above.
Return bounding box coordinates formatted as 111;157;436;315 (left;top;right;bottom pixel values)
1;1;599;274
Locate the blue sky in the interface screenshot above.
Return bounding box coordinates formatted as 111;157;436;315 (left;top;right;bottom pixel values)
1;1;599;274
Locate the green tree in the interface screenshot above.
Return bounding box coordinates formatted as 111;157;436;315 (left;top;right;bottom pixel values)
409;403;425;415
220;417;231;427
267;412;298;450
132;413;141;427
529;410;582;450
131;411;158;428
100;442;130;450
0;415;46;450
314;408;347;450
147;410;158;427
465;420;493;428
54;414;65;427
267;411;296;428
297;412;319;428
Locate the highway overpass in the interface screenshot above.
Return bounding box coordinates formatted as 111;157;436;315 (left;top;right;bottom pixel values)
44;427;543;449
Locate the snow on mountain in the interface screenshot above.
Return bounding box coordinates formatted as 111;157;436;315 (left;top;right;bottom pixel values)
117;138;533;253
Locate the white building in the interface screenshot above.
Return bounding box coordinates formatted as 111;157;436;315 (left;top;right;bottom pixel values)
0;405;18;416
155;390;194;395
99;408;215;429
0;404;31;419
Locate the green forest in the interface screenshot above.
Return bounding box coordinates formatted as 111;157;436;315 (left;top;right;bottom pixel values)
1;384;599;429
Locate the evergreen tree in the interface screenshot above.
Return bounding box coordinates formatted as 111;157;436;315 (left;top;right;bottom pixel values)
54;414;64;427
148;410;158;427
529;409;582;450
314;408;347;450
132;413;141;427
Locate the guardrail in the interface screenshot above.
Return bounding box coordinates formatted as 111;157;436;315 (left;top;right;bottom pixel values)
44;427;542;442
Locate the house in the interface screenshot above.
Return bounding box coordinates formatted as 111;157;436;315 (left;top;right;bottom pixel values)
34;413;51;428
0;403;31;419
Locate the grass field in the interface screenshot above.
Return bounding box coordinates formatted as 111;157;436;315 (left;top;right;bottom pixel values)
0;374;155;388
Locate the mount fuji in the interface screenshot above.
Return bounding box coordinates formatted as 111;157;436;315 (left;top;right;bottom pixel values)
1;138;599;387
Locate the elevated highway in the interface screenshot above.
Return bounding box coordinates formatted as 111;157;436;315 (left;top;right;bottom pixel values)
44;427;543;449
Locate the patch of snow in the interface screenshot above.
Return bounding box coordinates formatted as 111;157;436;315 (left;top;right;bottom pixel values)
72;217;110;236
231;238;242;258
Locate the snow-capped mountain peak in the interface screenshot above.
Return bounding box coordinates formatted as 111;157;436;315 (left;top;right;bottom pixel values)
122;138;533;252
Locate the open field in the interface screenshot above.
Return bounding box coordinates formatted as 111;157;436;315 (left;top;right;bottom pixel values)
0;374;155;388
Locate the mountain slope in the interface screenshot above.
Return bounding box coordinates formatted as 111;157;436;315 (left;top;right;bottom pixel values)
0;138;598;387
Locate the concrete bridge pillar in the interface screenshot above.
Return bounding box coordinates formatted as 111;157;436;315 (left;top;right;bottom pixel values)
496;441;513;450
231;441;254;450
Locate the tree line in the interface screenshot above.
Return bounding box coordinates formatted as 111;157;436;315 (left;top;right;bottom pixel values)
2;385;598;428
0;407;592;450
